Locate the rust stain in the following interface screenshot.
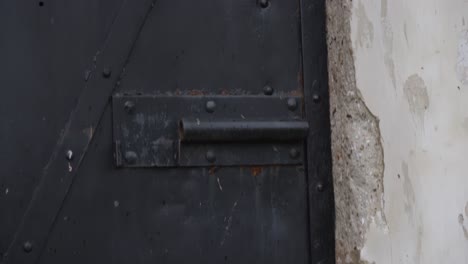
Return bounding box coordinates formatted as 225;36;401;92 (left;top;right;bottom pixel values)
188;90;205;96
297;70;304;88
250;166;262;176
289;88;303;96
209;166;219;175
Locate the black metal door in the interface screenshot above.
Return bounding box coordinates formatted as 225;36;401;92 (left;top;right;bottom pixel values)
0;0;333;263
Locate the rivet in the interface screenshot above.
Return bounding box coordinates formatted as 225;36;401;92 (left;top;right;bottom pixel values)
124;151;138;164
263;85;273;95
316;182;324;192
312;94;321;103
102;67;112;78
65;150;73;161
23;241;33;253
205;100;216;113
289;148;300;159
259;0;269;8
124;101;135;114
206;150;216;163
287;98;298;111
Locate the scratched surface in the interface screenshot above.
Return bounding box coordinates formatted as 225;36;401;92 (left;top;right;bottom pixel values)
0;0;124;256
1;0;321;262
40;0;309;262
39;108;309;264
112;95;305;167
39;0;309;261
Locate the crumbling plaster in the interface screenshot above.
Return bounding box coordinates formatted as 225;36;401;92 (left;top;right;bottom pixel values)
327;0;468;263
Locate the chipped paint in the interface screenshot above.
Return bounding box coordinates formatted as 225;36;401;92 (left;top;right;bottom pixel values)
220;201;238;246
404;74;430;125
217;177;223;191
327;1;386;263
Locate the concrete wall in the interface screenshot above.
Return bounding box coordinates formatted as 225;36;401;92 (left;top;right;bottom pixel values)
327;0;468;263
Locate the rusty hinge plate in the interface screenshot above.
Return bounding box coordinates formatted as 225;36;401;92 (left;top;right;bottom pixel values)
112;95;307;167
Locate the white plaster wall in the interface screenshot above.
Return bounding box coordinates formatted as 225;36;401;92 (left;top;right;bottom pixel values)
350;0;468;263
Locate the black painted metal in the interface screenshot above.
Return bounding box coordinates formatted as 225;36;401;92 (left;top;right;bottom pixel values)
0;0;334;263
2;0;156;263
112;95;307;167
180;120;309;142
300;0;336;263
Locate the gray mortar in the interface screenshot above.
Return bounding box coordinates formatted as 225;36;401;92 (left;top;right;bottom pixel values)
326;0;386;263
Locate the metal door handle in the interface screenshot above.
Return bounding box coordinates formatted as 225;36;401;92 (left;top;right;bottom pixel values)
179;118;309;142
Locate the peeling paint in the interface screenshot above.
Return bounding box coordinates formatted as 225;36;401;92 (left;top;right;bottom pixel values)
457;30;468;84
329;0;468;263
404;74;429;125
327;1;386;263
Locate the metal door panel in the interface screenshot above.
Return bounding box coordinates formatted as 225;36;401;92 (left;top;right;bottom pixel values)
38;106;309;264
116;0;302;96
0;0;334;263
0;0;124;256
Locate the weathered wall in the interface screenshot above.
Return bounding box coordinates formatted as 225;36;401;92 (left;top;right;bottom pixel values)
327;0;468;263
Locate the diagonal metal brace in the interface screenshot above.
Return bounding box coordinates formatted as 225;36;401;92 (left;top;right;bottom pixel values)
2;0;156;263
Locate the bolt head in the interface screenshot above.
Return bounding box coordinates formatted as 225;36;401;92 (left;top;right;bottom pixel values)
124;101;135;114
312;94;321;103
287;98;298;111
259;0;269;8
65;150;73;161
205;100;216;113
23;241;33;253
289;148;300;159
263;85;273;95
316;182;324;192
124;151;138;164
206;150;216;163
102;67;112;78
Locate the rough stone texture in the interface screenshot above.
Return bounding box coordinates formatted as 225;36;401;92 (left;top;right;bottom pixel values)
326;1;386;263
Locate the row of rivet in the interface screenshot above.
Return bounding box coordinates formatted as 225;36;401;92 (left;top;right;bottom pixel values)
262;85;321;104
31;0;327;255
